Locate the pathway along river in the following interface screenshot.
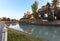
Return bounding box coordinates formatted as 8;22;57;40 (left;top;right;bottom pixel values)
9;24;60;41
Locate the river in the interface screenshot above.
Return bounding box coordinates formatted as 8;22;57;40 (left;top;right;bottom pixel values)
9;24;60;41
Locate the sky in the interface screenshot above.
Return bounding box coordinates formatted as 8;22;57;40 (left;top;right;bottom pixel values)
0;0;52;19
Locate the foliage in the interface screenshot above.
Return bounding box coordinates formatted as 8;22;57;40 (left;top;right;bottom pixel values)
28;14;32;19
23;14;32;19
31;1;38;19
6;18;10;21
46;2;50;11
46;2;54;21
52;0;57;19
56;9;60;20
40;11;44;18
47;11;54;21
8;28;43;41
2;17;7;21
22;0;60;21
52;0;57;10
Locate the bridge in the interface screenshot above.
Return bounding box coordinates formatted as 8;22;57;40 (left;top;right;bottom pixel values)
0;22;7;41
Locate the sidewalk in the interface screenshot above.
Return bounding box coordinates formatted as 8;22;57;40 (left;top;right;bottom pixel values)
0;22;7;41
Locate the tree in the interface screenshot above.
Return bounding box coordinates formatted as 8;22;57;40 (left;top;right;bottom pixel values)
46;2;50;12
38;6;46;19
40;9;44;18
2;17;7;21
52;0;57;10
31;1;38;19
52;0;58;17
46;2;54;21
6;18;10;21
56;9;60;20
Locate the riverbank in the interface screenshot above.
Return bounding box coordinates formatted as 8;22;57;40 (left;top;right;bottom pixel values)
8;28;43;41
19;19;60;26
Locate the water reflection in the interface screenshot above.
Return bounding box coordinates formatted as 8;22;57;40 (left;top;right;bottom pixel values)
9;24;24;32
9;24;60;41
20;25;60;41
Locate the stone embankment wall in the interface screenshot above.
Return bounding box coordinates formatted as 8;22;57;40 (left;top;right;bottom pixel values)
19;19;60;26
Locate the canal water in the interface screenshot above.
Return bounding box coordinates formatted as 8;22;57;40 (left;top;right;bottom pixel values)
9;24;60;41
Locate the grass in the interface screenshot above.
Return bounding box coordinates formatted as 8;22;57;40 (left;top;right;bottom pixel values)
8;28;43;41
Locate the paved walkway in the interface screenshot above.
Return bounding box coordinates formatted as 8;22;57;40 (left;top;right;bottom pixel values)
0;22;3;41
0;22;7;41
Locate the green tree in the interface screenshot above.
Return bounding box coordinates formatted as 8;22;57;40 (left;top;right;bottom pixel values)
52;0;57;17
6;18;10;21
2;17;7;21
40;9;44;18
46;2;54;21
31;1;38;19
46;2;50;12
38;7;45;19
52;0;57;10
56;9;60;20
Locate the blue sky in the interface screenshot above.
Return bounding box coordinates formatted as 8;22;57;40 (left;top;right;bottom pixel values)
0;0;52;19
